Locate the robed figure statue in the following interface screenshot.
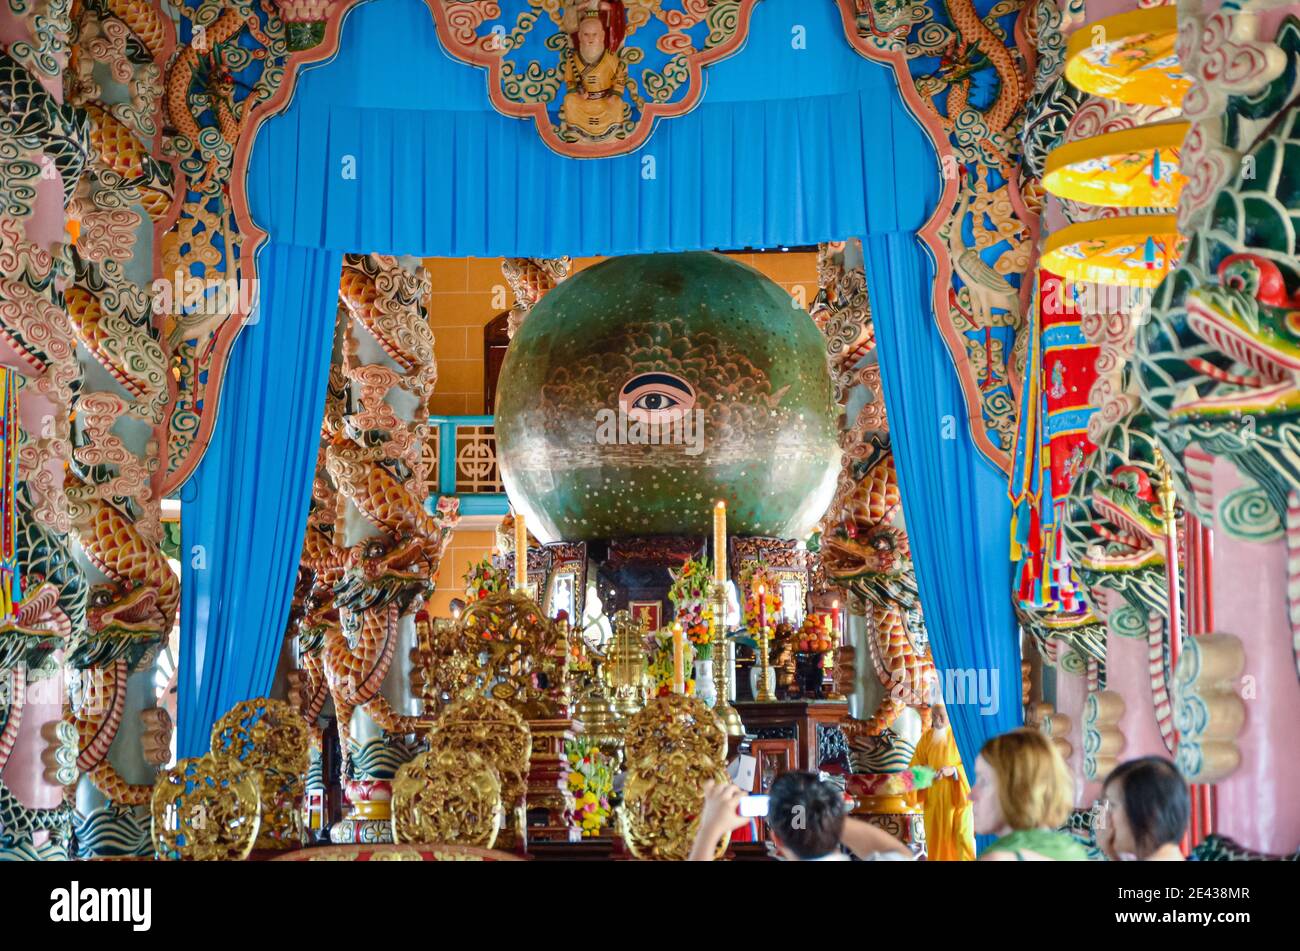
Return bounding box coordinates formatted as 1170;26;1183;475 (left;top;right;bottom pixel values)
559;1;631;139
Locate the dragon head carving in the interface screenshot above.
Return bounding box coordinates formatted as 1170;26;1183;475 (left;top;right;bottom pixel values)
297;581;339;655
1175;252;1300;419
819;455;921;626
333;534;438;615
1135;88;1300;515
1062;418;1174;640
66;580;167;670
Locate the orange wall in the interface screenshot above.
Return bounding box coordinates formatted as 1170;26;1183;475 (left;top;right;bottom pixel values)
421;251;819;617
428;526;499;618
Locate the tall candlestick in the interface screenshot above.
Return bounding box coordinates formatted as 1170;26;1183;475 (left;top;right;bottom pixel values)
672;622;685;695
514;509;528;591
755;584;774;702
711;581;744;734
713;500;727;584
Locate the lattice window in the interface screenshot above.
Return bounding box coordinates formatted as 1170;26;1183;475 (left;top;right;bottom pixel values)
422;426;439;498
454;424;503;494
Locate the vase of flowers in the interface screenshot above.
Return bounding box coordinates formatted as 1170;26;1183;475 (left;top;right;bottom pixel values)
667;556;714;660
463;556;509;605
564;737;614;837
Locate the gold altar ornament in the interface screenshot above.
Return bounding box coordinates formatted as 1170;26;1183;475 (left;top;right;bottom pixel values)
623;693;726;769
619;696;729;860
513;508;528;591
607;610;650;723
427;695;533;838
391;748;504;849
574;657;624;757
209;697;310;851
150;755;262;861
456;590;568;718
710;581;744;736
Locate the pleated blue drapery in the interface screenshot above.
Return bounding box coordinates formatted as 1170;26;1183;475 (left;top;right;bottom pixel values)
178;242;343;758
245;0;929;256
182;0;1023;791
863;234;1024;822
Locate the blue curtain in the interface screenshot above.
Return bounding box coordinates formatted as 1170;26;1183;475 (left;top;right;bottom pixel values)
177;242;343;757
863;232;1023;849
246;0;929;257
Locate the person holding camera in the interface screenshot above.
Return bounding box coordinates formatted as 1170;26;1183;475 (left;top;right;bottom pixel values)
689;771;914;861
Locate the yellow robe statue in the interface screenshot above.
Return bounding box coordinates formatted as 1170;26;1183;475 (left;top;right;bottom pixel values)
911;727;975;861
561;49;629;137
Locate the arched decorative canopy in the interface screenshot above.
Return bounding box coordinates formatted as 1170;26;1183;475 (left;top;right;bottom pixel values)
175;0;1023;776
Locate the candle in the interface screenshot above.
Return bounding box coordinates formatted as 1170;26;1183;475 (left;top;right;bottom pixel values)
514;509;528;591
757;584;766;636
713;500;727;583
832;599;841;641
672;621;685;694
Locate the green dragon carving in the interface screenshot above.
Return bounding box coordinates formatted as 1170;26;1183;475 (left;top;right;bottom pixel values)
1059;413;1177;752
1133;21;1300;685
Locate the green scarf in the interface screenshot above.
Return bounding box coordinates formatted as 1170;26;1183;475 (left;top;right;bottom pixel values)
986;828;1089;861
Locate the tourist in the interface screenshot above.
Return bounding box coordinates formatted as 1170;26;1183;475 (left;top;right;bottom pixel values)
972;728;1088;861
688;771;913;861
1097;756;1189;861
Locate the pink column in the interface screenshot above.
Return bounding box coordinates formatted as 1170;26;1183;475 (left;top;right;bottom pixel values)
1205;457;1300;852
1105;628;1173;761
1054;665;1101;806
0;6;73;844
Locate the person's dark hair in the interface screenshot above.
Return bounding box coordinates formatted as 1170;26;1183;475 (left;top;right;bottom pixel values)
1103;756;1189;855
767;771;846;859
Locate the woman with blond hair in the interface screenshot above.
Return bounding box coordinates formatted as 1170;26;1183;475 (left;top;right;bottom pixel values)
971;727;1089;861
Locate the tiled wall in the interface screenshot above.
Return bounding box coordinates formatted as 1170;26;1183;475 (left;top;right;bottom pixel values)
428;526;499;618
422;250;819;617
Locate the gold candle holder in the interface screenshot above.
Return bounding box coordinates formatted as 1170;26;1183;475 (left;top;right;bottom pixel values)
513;508;529;594
710;583;744;736
1153;448;1183;645
755;622;776;702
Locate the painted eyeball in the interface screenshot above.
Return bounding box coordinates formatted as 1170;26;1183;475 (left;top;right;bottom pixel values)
90;588;114;608
1285;310;1300;338
618;372;696;416
1219;255;1265;298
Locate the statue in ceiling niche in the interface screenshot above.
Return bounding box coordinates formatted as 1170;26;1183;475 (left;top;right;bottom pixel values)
560;3;631;139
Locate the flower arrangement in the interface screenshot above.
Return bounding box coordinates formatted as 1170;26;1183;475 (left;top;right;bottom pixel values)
740;564;783;635
852;766;936;798
564;737;614;836
463;556;508;604
646;627;695;697
667;556;714;659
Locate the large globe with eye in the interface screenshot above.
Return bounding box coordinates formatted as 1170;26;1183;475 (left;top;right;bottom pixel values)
494;252;841;543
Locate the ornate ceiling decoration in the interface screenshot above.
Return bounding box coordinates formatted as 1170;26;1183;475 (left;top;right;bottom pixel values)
427;1;761;158
835;0;1036;470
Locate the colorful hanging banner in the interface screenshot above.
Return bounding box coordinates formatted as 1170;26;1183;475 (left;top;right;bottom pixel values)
0;366;19;625
1009;271;1099;614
